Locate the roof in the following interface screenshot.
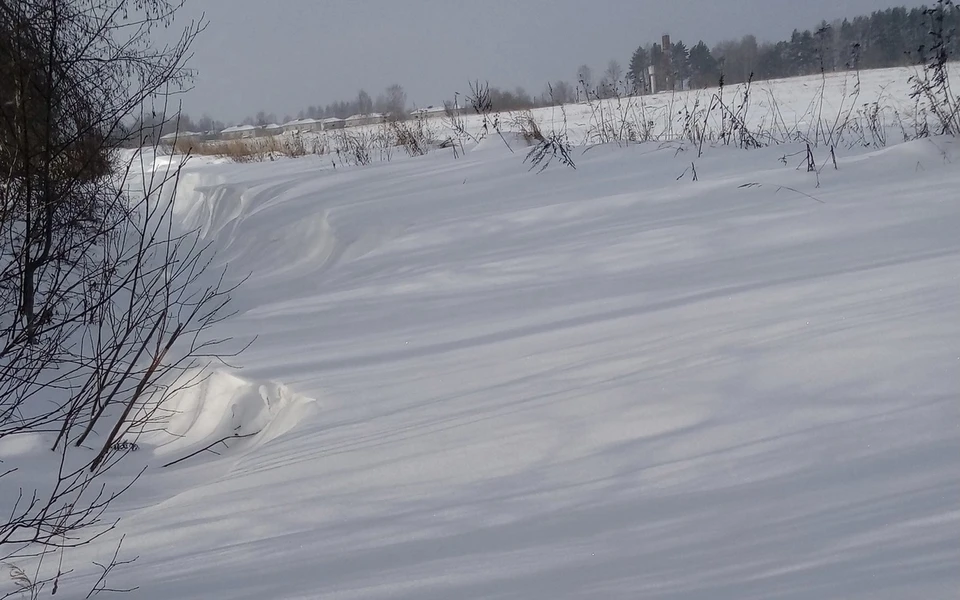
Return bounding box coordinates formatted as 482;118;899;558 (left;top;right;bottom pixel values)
221;124;257;133
281;119;321;128
161;131;201;141
410;105;447;116
345;113;384;121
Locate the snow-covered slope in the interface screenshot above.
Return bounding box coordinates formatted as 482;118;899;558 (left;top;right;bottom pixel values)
34;106;960;597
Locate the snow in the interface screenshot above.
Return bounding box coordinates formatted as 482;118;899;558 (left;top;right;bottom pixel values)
412;66;960;147
411;105;447;116
137;369;318;460
221;124;258;133
5;67;960;599
160;131;201;141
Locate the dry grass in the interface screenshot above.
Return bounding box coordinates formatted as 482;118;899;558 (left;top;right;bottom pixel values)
512;111;545;144
333;130;373;166
390;119;433;156
177;135;314;162
508;110;576;173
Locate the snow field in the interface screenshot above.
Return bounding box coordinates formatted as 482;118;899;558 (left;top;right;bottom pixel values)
5;66;960;599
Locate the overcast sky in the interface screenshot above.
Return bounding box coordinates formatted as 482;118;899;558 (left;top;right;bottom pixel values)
174;0;929;123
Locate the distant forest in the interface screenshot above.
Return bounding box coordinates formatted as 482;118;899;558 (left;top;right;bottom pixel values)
624;4;960;94
167;4;959;133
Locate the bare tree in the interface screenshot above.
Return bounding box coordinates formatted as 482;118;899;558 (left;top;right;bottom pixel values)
601;59;624;97
378;83;407;120
0;0;242;593
196;114;225;133
554;81;576;105
541;80;575;106
356;89;373;115
712;37;758;85
577;64;594;100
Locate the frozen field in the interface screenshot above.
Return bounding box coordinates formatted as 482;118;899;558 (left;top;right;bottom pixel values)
270;64;960;159
4;66;960;599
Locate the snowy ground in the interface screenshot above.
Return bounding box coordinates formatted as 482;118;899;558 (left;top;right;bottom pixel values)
259;64;960;162
5;69;960;599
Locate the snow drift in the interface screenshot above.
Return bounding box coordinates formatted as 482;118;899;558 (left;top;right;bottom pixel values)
24;68;959;600
140;369;319;462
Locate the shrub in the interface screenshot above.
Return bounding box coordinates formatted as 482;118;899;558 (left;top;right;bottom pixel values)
910;0;960;135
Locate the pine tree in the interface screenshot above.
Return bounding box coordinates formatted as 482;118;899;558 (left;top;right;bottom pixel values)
738;34;760;82
628;45;650;93
814;22;835;72
688;41;719;88
788;29;817;75
620;4;956;90
838;18;859;68
671;41;691;88
755;42;788;80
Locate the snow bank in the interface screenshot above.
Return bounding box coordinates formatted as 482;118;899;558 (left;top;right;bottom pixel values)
139;369;318;462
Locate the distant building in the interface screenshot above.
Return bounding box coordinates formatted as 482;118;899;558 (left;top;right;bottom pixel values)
320;117;346;130
221;124;258;140
300;118;325;132
262;123;283;136
410;105;453;120
280;119;322;133
159;131;201;146
662;34;675;92
344;113;385;128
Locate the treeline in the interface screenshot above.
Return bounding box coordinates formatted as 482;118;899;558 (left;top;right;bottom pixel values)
168;3;958;134
137;84;409;139
291;82;568;120
626;4;960;92
478;3;960;109
297;83;407;120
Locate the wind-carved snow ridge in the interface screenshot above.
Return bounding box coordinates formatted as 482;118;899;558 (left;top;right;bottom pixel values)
138;369;319;464
112;166;327;469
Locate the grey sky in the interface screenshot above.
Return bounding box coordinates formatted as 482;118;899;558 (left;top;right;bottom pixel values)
175;0;929;123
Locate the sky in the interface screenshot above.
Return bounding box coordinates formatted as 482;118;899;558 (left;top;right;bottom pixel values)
173;0;930;123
